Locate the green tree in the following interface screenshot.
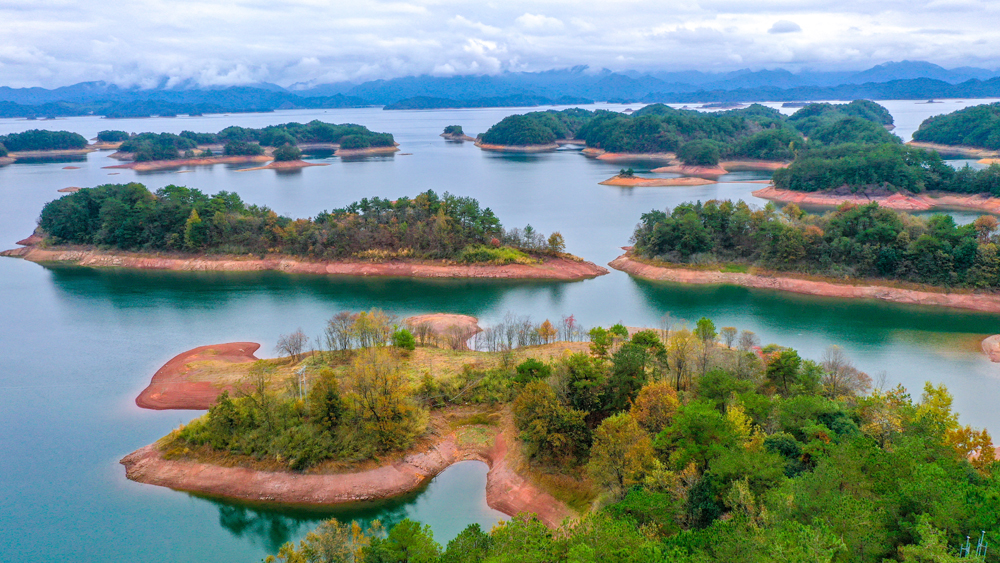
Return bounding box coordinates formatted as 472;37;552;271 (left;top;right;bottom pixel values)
183;208;206;250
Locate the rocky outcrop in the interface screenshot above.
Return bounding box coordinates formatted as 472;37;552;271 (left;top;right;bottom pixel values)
753;186;1000;214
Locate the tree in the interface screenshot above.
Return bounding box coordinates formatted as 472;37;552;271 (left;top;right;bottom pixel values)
720;327;738;349
537;319;557;344
547;232;566;253
343;348;426;452
588;327;612;358
441;524;491;563
694;317;718;376
392;328;416;351
183;208;206;250
766;348;802;395
588;413;656;497
273;143;303;162
608;343;648;411
667;329;697;390
364;519;441;563
308;368;343;434
630;381;680;434
820;345;871;398
513;380;590;463
276;328;308;361
266;517;383;563
515;358;551;385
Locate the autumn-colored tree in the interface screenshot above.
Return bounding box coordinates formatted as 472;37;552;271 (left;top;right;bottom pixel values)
513;380;590;463
974;214;998;243
343;347;426;452
667;329;697;390
588;412;657;497
266;517;384;563
820;345;872;398
630;381;680;434
537;319;557;344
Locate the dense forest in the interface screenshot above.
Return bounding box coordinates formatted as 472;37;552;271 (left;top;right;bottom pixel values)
912;102;1000;150
479;101;896;165
248;308;999;563
0;129;88;152
36;184;565;262
631;199;1000;289
112;121;394;161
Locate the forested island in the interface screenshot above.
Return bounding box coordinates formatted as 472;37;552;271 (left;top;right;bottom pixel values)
612;199;1000;311
476;100;894;172
384;94;593;110
104;120;397;167
2;184;606;280
0;129;91;163
911;102;1000;152
118;306;998;563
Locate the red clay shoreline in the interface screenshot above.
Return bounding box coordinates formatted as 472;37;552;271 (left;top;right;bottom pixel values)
120;420;574;527
753;186;1000;214
1;246;609;281
609;251;1000;314
136;342;260;410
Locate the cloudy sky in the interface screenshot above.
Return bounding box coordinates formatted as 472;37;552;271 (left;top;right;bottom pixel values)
1;0;997;88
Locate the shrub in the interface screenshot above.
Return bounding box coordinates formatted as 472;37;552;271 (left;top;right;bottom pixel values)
457;245;536;265
392;328;416;351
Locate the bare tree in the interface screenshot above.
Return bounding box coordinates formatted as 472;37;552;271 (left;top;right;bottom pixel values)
821;345;872;398
324;311;356;355
276;328;308;362
720;327;738;349
736;330;760;380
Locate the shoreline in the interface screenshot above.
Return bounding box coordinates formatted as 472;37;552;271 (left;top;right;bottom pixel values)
334;145;400;157
907;141;1000;158
2;246;609;281
237;160;329;172
475;141;559;153
753;186;1000;214
600;175;716;187
441;133;476;142
104;155;271;171
581;148;676;161
120;415;575;528
136;342;261;410
609;251;1000;314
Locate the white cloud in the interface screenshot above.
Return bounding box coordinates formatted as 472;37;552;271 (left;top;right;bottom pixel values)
515;13;565;32
769;20;802;34
0;0;996;88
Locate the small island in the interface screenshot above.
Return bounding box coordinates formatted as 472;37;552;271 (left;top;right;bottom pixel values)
612;198;1000;313
440;125;475;142
2;185;607;281
0;129;93;164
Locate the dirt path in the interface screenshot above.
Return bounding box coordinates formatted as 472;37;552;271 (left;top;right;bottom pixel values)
610;251;1000;314
2;246;609;281
135;343;260;410
120;418;575;527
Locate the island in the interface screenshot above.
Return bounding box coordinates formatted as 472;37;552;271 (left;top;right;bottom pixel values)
1;185;608;281
910;101;1000;157
477;101;894;192
753;138;1000;213
122;305;997;562
440;125;476;142
611;198;1000;313
0;129;93;164
101;121;398;171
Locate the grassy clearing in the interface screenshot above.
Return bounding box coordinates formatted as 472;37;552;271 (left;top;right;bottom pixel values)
457;244;538;265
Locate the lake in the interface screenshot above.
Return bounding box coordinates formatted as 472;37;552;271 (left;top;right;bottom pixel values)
2;100;999;562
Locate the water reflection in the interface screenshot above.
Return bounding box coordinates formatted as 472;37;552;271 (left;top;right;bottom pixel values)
198;461;503;552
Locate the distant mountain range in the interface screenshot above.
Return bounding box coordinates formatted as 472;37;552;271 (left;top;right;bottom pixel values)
1;61;998;119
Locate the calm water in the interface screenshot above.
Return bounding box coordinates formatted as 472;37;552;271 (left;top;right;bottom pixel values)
2;101;1000;563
